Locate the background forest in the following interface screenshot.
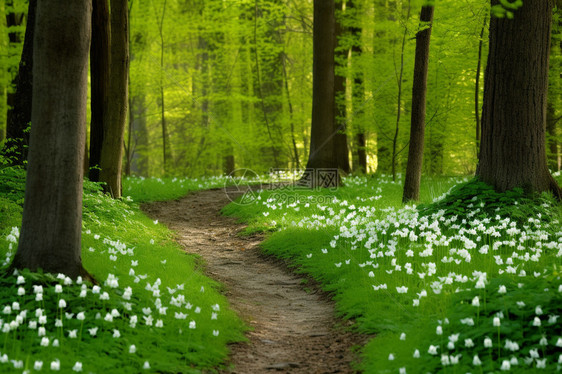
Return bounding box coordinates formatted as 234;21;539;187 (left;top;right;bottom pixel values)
3;0;559;178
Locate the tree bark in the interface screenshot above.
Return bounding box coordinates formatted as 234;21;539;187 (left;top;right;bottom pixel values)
476;0;560;197
546;99;559;171
2;0;34;165
89;0;110;182
475;15;486;156
99;0;129;198
302;0;339;188
334;0;350;174
402;4;434;203
157;0;169;173
12;0;92;279
348;0;367;174
391;0;411;181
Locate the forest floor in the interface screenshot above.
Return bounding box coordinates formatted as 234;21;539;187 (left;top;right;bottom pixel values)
142;187;366;374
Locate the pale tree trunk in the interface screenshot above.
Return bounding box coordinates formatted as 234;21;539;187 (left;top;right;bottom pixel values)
89;0;110;182
282;53;301;170
302;0;339;188
156;0;169;173
477;0;560;197
402;4;434;203
12;0;93;279
100;0;129;198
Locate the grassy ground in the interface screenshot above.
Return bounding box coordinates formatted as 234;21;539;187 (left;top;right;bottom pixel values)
122;176;232;203
0;167;246;373
224;174;562;373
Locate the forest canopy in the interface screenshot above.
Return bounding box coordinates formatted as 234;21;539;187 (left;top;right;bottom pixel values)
3;0;558;178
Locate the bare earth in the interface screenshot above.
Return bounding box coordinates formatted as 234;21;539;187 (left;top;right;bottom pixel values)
142;188;366;374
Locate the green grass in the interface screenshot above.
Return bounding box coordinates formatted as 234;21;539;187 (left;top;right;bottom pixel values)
224;174;562;373
122;176;233;203
0;167;246;373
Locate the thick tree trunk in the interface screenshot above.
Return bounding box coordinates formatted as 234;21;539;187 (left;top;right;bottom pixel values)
12;0;92;279
477;0;560;197
334;0;350;174
402;5;434;203
89;0;110;182
3;0;34;165
302;0;339;188
99;0;129;198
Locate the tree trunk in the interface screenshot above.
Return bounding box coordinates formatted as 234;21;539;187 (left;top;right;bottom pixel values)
2;0;34;165
402;4;434;203
348;0;367;174
130;93;149;176
476;0;560;197
99;0;129;198
546;99;559;171
282;53;301;170
334;0;350;174
302;0;339;188
157;0;169;174
88;0;110;182
391;0;411;181
475;15;486;156
12;0;92;279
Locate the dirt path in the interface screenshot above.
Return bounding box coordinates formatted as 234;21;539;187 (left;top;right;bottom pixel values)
142;188;364;374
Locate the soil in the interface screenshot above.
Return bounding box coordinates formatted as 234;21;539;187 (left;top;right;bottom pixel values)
142;187;367;374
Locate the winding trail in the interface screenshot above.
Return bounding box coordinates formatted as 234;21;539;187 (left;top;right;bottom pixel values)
142;188;364;373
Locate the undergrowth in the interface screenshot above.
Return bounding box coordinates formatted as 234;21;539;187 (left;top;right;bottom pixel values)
0;167;246;373
224;174;562;373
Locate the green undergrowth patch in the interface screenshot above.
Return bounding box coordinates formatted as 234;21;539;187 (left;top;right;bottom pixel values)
123;176;232;203
0;167;246;373
418;178;561;227
224;174;562;373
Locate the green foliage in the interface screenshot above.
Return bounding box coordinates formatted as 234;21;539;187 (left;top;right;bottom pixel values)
122;175;233;203
225;175;562;372
491;0;524;19
0;171;246;373
418;179;560;227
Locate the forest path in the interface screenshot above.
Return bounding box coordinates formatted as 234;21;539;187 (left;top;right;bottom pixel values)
142;188;364;374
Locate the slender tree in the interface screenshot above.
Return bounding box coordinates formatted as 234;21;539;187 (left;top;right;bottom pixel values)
477;0;561;196
156;0;170;172
12;0;93;279
474;14;487;155
89;0;110;182
391;0;411;181
334;0;350;174
2;0;35;165
302;0;339;187
99;0;129;198
402;3;434;203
